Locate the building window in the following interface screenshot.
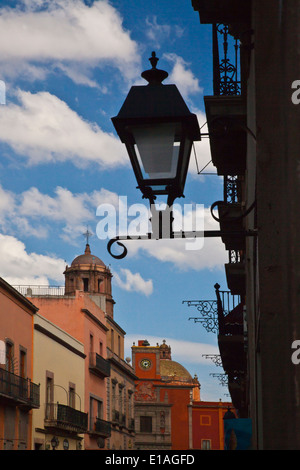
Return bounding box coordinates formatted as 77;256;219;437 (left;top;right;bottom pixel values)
201;439;211;450
111;329;114;352
46;372;54;419
100;341;103;356
90;396;103;430
6;341;14;372
140;416;152;433
19;349;26;378
69;384;76;408
118;335;121;357
83;278;89;292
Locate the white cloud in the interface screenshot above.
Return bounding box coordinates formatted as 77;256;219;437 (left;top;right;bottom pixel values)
164;53;203;100
0;184;120;242
113;268;153;296
0;234;65;285
0;0;140;84
0;90;127;168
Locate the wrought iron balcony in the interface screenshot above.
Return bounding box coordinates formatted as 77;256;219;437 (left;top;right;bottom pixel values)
45;402;88;433
89;352;111;378
0;368;40;409
225;260;246;296
93;417;111;437
183;284;241;334
205;95;246;176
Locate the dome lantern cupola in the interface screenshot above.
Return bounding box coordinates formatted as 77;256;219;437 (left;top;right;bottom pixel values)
64;243;115;317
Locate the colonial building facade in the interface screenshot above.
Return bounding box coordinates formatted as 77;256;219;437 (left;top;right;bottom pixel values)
132;339;231;450
0;277;40;450
20;242;135;450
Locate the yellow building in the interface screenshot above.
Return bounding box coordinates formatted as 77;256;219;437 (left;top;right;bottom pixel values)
32;313;86;450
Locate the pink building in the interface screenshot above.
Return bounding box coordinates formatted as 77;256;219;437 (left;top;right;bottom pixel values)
0;277;40;450
27;243;112;450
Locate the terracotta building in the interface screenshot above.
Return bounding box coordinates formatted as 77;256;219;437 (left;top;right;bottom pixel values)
132;339;234;450
26;243;111;449
21;242;135;450
132;339;200;450
191;400;235;450
0;277;40;450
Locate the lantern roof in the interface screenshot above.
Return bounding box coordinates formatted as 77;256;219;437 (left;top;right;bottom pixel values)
112;52;201;143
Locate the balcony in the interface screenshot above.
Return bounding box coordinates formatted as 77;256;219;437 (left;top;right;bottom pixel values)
89;352;111;378
205;95;247;175
192;0;251;25
0;368;40;409
45;402;88;433
218;302;245;373
225;260;245;295
93;417;111;438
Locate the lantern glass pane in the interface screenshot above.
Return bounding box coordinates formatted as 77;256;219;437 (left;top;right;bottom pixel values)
133;123;179;179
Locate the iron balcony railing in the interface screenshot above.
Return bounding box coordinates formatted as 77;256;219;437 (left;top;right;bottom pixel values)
45;402;88;433
12;285;65;297
89;352;111;378
94;417;111;437
0;368;40;408
183;284;241;334
213;23;241;96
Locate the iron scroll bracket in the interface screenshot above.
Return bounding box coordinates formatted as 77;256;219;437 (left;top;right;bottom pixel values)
107;229;257;259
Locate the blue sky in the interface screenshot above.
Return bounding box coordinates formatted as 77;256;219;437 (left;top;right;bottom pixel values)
0;0;230;401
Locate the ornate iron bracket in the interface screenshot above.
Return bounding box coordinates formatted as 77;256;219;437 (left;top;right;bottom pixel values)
202;354;223;367
107;229;257;259
183;284;241;334
210;373;229;387
184;299;219;333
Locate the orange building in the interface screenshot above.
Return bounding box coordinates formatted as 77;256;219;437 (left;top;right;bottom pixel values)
132;339;234;450
192;400;234;450
132;339;200;450
0;277;40;450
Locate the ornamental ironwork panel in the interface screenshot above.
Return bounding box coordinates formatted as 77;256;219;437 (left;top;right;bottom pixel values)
210;373;228;386
213;24;241;96
183;284;241;334
185;299;219;333
202;354;223;367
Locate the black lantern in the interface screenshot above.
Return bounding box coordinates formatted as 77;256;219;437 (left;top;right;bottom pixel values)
112;52;201;206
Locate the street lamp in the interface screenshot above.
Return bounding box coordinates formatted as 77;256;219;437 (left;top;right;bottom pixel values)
112;51;201;207
107;52;256;259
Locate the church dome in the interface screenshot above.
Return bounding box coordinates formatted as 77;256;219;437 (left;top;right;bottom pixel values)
71;244;105;267
160;359;193;382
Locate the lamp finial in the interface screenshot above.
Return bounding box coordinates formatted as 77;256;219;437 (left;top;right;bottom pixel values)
141;51;168;85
